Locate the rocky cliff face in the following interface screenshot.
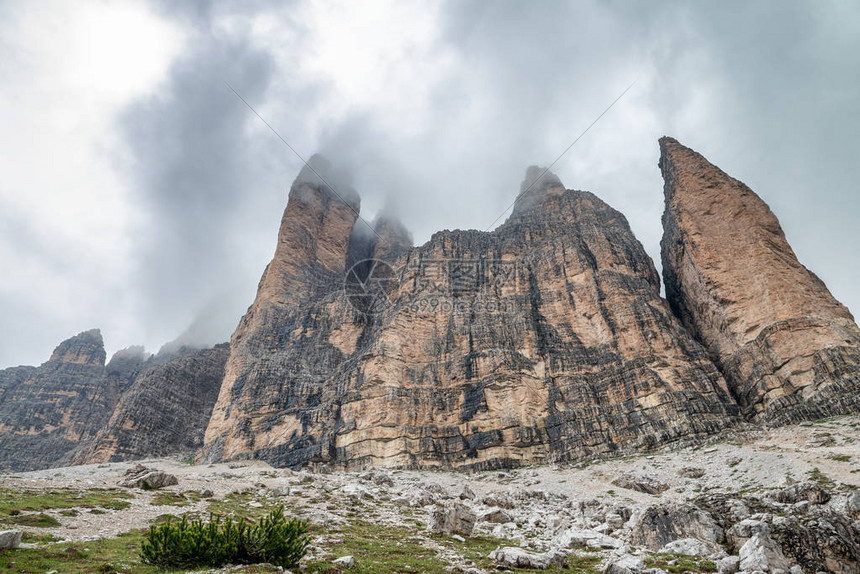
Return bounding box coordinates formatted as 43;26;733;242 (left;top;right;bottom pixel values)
72;344;229;464
0;331;229;471
0;330;134;471
659;137;860;423
202;161;740;470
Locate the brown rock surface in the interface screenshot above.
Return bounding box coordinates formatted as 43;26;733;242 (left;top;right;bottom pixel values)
202;160;739;470
659;137;860;423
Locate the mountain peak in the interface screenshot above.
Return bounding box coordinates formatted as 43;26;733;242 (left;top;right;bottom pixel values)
510;166;566;216
293;154;360;209
47;329;106;366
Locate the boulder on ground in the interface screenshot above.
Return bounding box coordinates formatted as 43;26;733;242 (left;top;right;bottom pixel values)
660;537;715;557
739;533;792;573
679;468;706;479
727;518;771;549
603;554;644;574
631;504;724;549
769;483;831;505
612;475;669;495
0;529;22;549
846;491;860;520
554;527;623;549
489;546;567;570
481;508;514;524
482;492;515;510
429;502;476;537
117;464;178;489
717;555;740;574
332;555;355;568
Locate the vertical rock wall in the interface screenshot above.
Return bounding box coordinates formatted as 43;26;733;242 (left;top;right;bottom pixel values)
659;137;860;423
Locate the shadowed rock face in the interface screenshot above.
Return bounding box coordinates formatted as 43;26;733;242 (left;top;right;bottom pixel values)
0;330;229;471
202;161;739;470
72;344;229;464
0;330;135;471
659;137;860;423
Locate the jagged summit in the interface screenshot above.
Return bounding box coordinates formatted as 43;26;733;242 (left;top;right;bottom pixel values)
510;166;566;216
294;154;360;208
47;328;106;366
520;165;564;195
202;153;737;470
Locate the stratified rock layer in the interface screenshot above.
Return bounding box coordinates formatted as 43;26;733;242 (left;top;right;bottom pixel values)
0;331;229;471
659;137;860;423
0;330;134;471
202;163;739;470
72;344;229;464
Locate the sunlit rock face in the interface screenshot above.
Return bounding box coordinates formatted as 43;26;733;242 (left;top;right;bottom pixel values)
659;137;860;424
202;159;740;471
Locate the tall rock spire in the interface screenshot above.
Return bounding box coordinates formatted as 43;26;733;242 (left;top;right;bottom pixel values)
203;155;363;463
659;136;860;423
202;160;739;470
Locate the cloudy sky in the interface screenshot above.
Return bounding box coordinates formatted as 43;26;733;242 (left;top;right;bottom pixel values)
1;0;857;367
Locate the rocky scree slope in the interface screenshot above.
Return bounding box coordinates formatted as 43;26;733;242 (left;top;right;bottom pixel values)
2;417;859;573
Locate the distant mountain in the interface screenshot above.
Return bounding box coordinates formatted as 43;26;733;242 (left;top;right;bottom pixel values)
1;138;857;472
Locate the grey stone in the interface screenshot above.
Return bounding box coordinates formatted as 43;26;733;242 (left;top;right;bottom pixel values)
333;555;355;568
660;538;714;557
481;508;513;524
0;530;22;549
846;491;860;520
489;546;567;570
429;502;476;537
631;505;724;549
768;483;830;505
612;475;669;495
718;556;741;574
739;534;791;573
604;554;645;574
679;468;707;479
117;464;178;489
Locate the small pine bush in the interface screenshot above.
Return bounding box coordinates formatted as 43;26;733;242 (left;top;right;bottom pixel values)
140;506;309;569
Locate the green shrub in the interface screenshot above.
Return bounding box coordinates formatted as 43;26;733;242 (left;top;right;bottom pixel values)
140;505;309;569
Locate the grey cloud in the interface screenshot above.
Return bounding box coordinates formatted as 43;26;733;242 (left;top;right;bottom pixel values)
4;0;856;367
129;0;859;352
119;8;292;349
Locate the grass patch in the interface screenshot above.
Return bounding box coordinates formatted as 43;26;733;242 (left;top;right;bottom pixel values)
305;521;449;574
830;454;852;463
808;467;837;490
0;487;133;516
150;490;204;507
645;553;716;574
207;490;283;520
0;529;285;573
3;513;61;528
20;531;60;543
